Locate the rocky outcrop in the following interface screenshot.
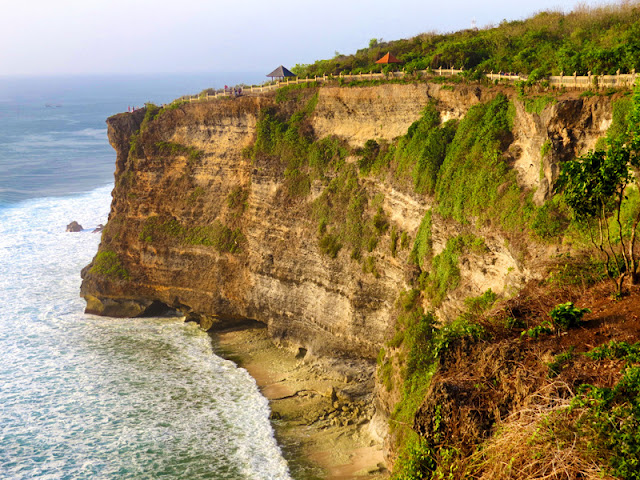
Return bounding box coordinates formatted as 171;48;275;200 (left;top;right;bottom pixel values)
66;221;83;232
81;84;616;358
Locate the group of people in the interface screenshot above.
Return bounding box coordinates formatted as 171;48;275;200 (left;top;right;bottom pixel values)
223;85;243;97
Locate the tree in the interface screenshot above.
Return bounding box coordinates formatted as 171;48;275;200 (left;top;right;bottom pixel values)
557;84;640;294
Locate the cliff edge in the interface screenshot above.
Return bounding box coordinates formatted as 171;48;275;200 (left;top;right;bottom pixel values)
81;81;620;475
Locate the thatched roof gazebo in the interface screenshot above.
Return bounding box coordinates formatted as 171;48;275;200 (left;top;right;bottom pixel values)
266;65;296;81
375;52;402;65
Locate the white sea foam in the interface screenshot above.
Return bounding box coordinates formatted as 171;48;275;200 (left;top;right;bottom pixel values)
0;187;291;480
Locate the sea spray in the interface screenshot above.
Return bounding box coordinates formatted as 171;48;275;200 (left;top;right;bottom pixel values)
0;186;291;479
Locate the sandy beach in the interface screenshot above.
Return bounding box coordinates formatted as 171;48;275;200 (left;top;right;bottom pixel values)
211;322;388;480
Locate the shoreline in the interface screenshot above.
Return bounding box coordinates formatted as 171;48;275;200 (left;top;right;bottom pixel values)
210;322;388;480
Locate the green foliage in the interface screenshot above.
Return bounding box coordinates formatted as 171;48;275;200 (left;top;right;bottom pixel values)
390;290;487;480
393;103;458;194
607;97;633;142
318;233;342;258
140;103;161;131
436;94;533;231
556;120;638;292
227;186;249;212
391;436;437;480
434;316;487;359
505;316;526;330
313;166;389;261
362;256;380;277
573;345;640;479
547;347;574;377
521;320;554;338
293;5;640;79
422;236;462;306
140;217;243;253
584;340;640;363
357;139;382;173
420;234;485;306
546;254;609;287
549;302;590;330
540;138;552;158
90;251;130;280
522;95;557;114
308;136;348;175
251;93;318;169
409;210;432;269
463;289;497;317
274;82;317;104
128;133;141;159
557;145;632;221
390;226;399;257
155;141;203;162
252;91;346;201
530;196;570;240
283;169;311;198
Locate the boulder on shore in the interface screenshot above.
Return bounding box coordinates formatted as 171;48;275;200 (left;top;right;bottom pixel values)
66;221;83;232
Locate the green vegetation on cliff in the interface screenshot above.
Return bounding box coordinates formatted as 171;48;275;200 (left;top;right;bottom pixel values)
140;217;244;253
90;251;130;280
293;3;640;78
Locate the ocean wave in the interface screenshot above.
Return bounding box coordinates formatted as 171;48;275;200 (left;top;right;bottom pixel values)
0;186;291;480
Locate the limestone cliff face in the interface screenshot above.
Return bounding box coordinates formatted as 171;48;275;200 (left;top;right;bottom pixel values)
81;84;615;363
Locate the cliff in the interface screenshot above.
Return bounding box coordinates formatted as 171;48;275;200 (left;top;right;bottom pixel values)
80;82;620;474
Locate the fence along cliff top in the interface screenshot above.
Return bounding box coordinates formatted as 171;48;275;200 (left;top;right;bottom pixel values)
176;67;640;103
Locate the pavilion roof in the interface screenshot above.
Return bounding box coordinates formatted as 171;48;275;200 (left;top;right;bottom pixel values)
266;65;296;78
375;52;402;64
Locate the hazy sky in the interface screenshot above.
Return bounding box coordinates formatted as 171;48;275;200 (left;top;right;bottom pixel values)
1;0;592;76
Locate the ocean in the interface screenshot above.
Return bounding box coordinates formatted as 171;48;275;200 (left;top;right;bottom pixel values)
0;73;293;479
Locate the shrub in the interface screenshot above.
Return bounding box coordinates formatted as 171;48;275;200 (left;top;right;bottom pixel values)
573;346;640;480
318;233;342;258
521;321;554;339
549;302;590;330
547;348;574;377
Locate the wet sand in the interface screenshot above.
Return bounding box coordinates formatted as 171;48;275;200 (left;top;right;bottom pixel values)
211;323;388;480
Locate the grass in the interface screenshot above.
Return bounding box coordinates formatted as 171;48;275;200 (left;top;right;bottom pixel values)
140;217;244;253
408;210;432;269
392;102;458;194
154;141;203;162
419;234;486;306
436;94;534;231
386;288;491;480
90;251;130;280
522;94;557;114
570;343;640;480
312;166;390;265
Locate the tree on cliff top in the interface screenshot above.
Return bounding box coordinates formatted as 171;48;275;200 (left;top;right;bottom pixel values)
557;84;640;295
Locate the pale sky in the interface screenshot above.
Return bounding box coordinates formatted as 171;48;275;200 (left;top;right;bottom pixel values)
0;0;592;76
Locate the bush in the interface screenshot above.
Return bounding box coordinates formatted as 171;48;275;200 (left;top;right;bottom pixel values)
549;302;590;330
521;321;554;339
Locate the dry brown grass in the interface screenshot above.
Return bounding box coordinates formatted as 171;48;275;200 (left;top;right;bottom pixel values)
460;382;613;480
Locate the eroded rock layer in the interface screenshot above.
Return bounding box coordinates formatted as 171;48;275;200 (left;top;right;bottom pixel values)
81;84;614;362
